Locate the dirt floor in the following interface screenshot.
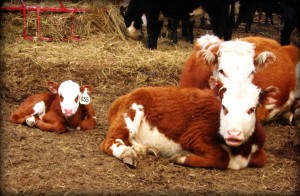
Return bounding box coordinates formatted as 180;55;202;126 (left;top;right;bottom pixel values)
1;5;300;196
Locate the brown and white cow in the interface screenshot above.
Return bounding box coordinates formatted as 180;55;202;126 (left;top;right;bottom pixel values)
100;81;275;170
10;80;97;133
179;35;300;125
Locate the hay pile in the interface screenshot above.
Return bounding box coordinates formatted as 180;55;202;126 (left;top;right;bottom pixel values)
1;0;127;41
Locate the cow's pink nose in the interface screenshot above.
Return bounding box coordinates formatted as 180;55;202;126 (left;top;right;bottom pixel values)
64;109;72;114
227;130;241;137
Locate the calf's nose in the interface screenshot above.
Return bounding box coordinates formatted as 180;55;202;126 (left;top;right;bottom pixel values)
227;130;241;137
64;109;72;114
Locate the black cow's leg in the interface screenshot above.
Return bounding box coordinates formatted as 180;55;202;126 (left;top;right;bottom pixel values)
171;19;179;44
147;23;157;49
182;20;187;38
147;20;163;49
199;16;206;29
187;20;195;44
209;16;223;39
280;22;294;45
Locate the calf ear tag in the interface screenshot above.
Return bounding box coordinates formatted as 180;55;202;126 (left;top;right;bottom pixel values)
80;88;91;105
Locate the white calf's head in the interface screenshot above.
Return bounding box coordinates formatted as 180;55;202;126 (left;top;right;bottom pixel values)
58;80;81;117
218;80;261;147
214;39;276;84
47;80;93;118
216;40;256;83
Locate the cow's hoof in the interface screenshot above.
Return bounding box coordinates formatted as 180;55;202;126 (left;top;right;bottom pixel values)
25;116;35;127
170;154;187;165
121;147;138;168
293;108;300;128
123;157;137;168
282;111;293;125
147;147;160;157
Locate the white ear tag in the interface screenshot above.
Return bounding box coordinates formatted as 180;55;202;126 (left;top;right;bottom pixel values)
80;88;90;105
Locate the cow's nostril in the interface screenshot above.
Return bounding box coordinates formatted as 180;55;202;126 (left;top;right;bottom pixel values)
64;109;72;114
227;130;241;137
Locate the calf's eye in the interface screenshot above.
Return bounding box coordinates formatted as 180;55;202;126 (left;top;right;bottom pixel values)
247;107;256;115
248;70;255;78
222;105;228;115
75;96;79;103
59;94;64;102
219;69;226;77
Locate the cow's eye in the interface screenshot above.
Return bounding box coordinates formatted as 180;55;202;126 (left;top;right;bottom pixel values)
219;69;226;77
59;94;64;102
222;105;228;115
247;107;256;115
75;95;79;103
249;70;255;78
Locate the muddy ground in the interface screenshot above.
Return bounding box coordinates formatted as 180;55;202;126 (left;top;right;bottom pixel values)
1;8;300;196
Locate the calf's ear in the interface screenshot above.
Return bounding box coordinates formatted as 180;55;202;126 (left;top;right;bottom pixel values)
254;51;276;71
80;85;93;94
259;86;279;105
46;81;59;94
196;50;218;65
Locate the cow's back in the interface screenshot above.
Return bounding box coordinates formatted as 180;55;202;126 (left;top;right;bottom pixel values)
253;45;300;121
129;87;221;142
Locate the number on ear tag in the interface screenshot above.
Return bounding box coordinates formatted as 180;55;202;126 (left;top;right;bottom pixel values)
80;88;91;105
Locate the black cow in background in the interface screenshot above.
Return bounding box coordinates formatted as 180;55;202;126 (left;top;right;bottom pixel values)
167;19;199;44
280;0;300;45
234;0;281;32
256;0;281;25
121;0;233;49
234;0;258;32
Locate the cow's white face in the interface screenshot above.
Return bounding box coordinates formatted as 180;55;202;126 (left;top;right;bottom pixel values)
216;40;256;83
219;81;261;147
58;80;81;117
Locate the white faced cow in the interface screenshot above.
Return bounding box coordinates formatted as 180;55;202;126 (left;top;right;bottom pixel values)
179;35;300;125
100;80;275;170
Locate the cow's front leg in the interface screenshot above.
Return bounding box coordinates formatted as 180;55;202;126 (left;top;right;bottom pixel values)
25;116;35;127
170;147;229;169
35;111;66;133
248;149;266;168
80;104;97;130
101;138;138;168
35;120;66;133
146;19;163;49
80;117;97;131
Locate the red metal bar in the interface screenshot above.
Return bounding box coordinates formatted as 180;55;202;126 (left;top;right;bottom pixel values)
0;0;91;41
36;6;40;38
58;0;65;8
0;5;90;13
22;5;27;39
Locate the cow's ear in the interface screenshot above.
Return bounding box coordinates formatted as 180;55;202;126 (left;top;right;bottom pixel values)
259;86;279;105
196;50;218;65
80;85;93;95
254;51;276;71
209;76;223;97
46;81;59;94
218;87;227;100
